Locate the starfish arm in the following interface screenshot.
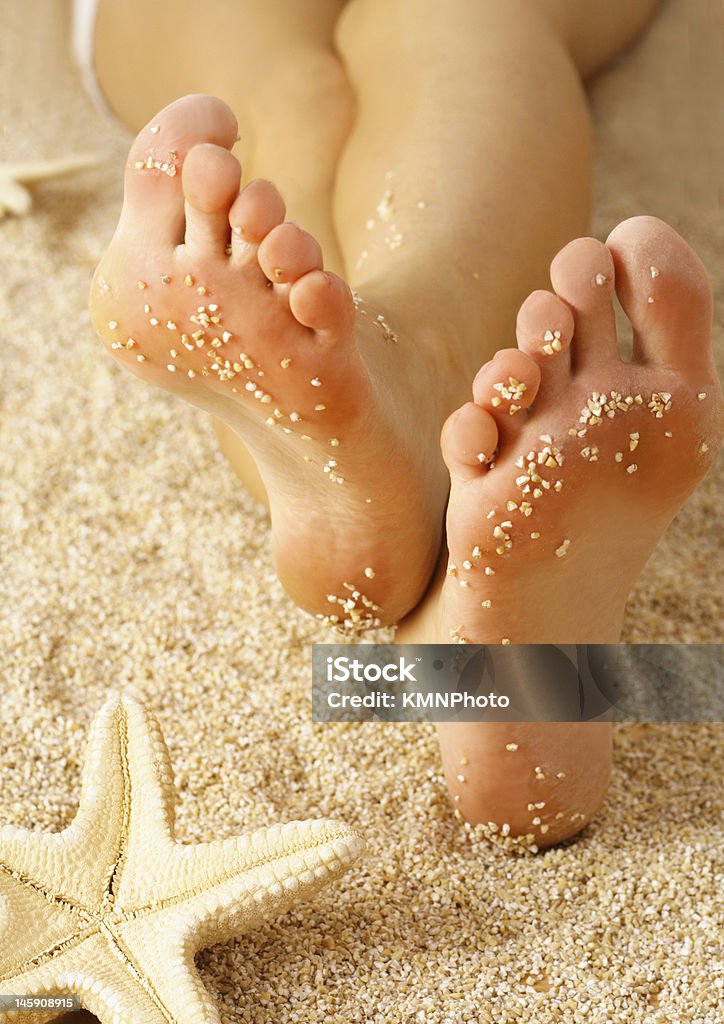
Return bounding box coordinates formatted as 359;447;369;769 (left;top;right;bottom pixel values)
0;871;86;983
104;698;180;905
0;155;102;182
87;917;225;1024
116;818;365;946
0;175;32;217
1;931;188;1024
0;698;129;908
113;822;364;1024
0;697;366;1022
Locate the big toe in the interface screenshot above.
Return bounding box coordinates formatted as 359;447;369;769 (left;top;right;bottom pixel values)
119;94;238;247
606;216;714;370
550;237;618;368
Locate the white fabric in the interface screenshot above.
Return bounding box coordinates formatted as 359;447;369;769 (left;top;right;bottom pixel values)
71;0;113;116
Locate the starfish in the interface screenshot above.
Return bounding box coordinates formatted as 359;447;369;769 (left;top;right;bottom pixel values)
0;155;101;218
0;696;365;1023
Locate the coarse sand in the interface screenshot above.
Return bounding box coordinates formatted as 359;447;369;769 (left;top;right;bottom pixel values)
0;1;721;1021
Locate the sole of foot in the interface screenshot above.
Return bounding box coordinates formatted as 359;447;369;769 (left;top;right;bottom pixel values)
90;95;448;628
435;216;722;846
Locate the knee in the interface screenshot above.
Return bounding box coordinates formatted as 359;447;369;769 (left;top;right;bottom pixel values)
336;0;434;63
254;51;354;138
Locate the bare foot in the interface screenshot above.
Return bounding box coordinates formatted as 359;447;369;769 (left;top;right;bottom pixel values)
90;96;447;628
434;217;722;846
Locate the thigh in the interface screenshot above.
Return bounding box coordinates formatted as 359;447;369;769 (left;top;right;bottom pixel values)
531;0;663;77
94;0;349;136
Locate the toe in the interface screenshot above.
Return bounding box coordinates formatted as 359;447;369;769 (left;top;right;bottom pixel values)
229;179;286;252
119;94;238;247
290;270;355;337
182;144;241;253
516;290;574;379
549;238;618;368
257;223;323;284
472;349;541;421
606;216;713;370
441;402;500;483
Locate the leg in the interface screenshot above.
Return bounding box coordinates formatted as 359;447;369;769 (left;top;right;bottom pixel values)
335;0;591;380
333;0;662;380
536;0;664;78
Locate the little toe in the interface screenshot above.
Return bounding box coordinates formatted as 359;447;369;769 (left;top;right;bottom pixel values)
516;290;574;380
229;179;287;253
606;215;714;370
258;223;323;284
472;349;541;422
290;270;355;338
550;238;618;368
441;402;500;483
182;144;241;253
119;94;238;247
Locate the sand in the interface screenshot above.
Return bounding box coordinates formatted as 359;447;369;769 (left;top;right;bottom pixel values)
0;0;721;1021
